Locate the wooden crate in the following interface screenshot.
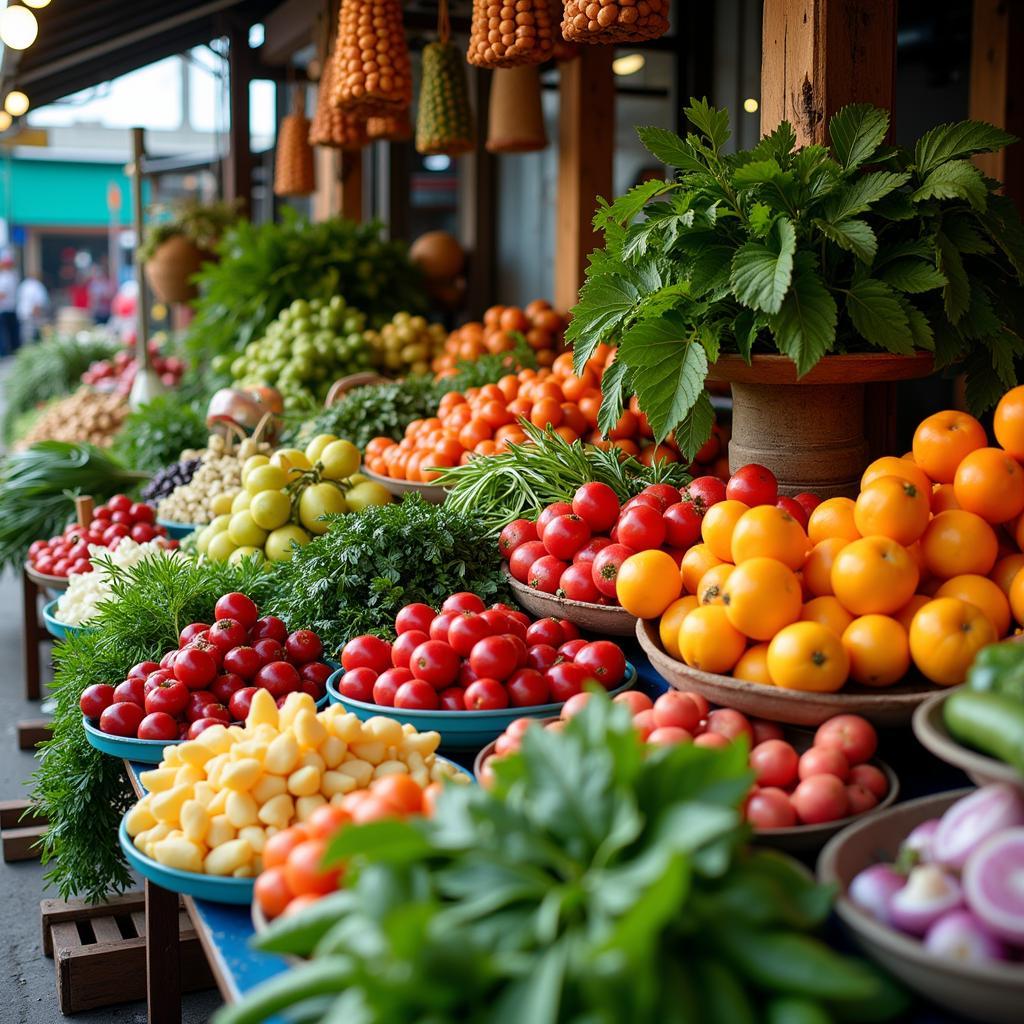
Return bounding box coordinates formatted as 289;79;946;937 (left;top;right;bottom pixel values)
17;718;52;750
41;892;214;1014
1;799;47;862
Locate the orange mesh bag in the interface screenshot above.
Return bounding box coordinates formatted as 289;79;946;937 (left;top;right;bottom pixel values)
467;0;555;68
332;0;412;115
561;0;669;43
274;90;316;196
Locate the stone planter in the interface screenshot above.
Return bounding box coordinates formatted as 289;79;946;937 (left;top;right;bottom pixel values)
709;352;934;499
144;235;212;305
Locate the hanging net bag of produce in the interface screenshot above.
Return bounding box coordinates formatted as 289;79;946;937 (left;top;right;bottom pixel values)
417;0;475;157
332;0;412;116
549;0;580;60
467;0;555;67
368;109;411;142
274;88;316;196
311;34;369;150
561;0;669;43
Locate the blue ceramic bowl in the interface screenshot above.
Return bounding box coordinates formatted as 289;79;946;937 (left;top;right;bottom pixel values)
42;599;96;641
326;663;637;749
119;819;254;904
157;518;199;540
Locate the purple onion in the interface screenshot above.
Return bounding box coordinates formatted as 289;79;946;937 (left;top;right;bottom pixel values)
963;826;1024;945
889;864;963;936
932;785;1024;871
849;863;905;925
900;819;940;864
924;909;1008;964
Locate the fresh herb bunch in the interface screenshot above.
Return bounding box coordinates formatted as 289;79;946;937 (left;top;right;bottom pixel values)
220;697;906;1024
266;495;510;651
2;332;120;442
112;393;209;473
137;198;239;262
32;554;275;902
570;98;1024;457
0;442;148;569
438;421;690;535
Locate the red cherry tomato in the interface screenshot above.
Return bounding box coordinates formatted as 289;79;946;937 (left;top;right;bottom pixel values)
469;635;519;681
394;679;440;710
792;775;849;824
572;536;613;565
558;638;587;659
591;543;635;598
79;683;116;718
210;672;246;705
509;540;548;583
429;611;460;643
392;630;429;668
99;701;145;737
208;618;247;652
572;482;620;533
846;783;879;815
215;592;259;628
144;678;189;717
341;635;392;674
648;726;693;746
746;788;798;829
464;678;509;710
537;502;573;534
189;690;220;721
705;708;753;744
573;641;626;689
498;519;538;559
526;643;560;672
749;740;799;787
642;483;684;509
849;763;888;799
187;717;225;739
726;464;778;507
506;668;549;707
652;692;702;732
614;690;654;715
286;630;324;664
683;476;727;513
528;555;568;594
178;622;210;648
793;492;823;517
616;504;667;551
113;678;146;706
394;603;436;635
542;514;592;560
138;711;179;741
254;661;301;699
253;616;289;643
338;668;376;702
525;618;563;647
223;646;261;679
662;501;703;548
558;563;602;603
448;614;494;657
439;687;466;711
284;839;341;896
798;746;850;782
173;647;217;690
813;715;877;765
441;592;486;615
409;641;460;689
127;660;161;682
545;662;589;702
253;638;284;665
750;719;785;745
776;496;809;529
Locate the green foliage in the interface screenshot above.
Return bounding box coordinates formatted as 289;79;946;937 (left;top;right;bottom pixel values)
112;393;208;473
216;696;906;1024
266;495;510;652
570;98;1024;457
32;554;275;902
137;198;240;262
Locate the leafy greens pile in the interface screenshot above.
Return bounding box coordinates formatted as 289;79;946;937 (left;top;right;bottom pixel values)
112;392;209;473
218;697;907;1024
570;99;1024;457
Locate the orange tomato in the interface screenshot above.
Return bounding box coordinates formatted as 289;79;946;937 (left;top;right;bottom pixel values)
919;510;999;578
263;825;310;869
930;483;960;513
909;597;997;685
830;536;919;615
801;596;854;638
803;537;849;596
893;594;931;633
616;550;683;618
530;397;564;429
953;447;1024;524
730;505;809;570
659;595;699;659
766;622;849;692
840;614;910;687
370;773;425;815
607;409;639;440
807;497;861;544
701;499;750;562
680;544;723;594
935;573;1011;636
733;643;773;685
284;838;341;896
853;475;931;545
912;410;988;483
696;563;735;606
254;866;293;919
720;557;802;640
992;553;1024;597
679;605;747;673
994;385;1024;459
861;456;932;497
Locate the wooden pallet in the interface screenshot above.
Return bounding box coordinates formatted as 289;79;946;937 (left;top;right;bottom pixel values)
1;799;47;862
41;892;214;1013
17;717;51;750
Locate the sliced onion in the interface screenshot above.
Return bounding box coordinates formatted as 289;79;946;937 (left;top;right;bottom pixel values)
932;785;1024;871
924;909;1008;964
889;864;963;936
849;863;905;925
900;818;940;864
962;826;1024;945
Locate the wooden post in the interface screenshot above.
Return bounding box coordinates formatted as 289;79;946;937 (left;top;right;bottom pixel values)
969;0;1024;209
555;47;614;311
145;880;181;1024
225;23;254;213
760;0;897;145
311;147;341;221
22;570;41;701
340;150;363;222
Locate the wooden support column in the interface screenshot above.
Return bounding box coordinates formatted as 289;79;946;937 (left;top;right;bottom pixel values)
311;147;341;221
225;23;254;214
555;47;614;311
969;0;1024;210
340;150;363;223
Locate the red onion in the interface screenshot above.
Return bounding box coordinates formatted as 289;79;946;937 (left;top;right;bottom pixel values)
932;784;1024;871
889;864;963;936
962;826;1024;945
849;863;905;925
900;818;940;864
924;909;1008;964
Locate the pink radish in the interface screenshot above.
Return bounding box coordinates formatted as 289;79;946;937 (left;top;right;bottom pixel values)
962;826;1024;945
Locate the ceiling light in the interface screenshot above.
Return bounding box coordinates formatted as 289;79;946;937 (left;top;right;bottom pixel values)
743;97;759;114
0;5;38;50
0;112;12;132
5;91;30;117
23;0;51;8
612;53;645;76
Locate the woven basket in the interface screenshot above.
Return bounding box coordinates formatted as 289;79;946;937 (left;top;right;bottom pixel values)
367;109;411;142
467;0;555;68
417;39;475;156
274;90;315;196
561;0;669;43
332;0;412;116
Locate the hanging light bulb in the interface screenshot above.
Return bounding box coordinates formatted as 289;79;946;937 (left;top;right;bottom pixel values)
0;5;38;49
24;1;52;8
5;91;30;117
0;111;12;132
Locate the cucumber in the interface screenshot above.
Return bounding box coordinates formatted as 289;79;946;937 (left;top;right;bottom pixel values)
944;689;1024;773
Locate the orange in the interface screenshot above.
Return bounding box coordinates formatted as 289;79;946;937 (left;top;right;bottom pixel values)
920;510;998;578
730;505;809;570
831;536;919;615
841;615;910;687
894;594;931;633
909;597;997;685
861;456;932;497
733;643;773;685
658;596;698;659
696;563;735;606
680;544;723;594
853;475;931;545
720;557;802;640
912;410;988;483
615;550;683;619
930;483;960;513
1008;568;1024;626
701;500;750;562
994;385;1024;459
678;605;747;673
766;622;850;692
807;497;861;544
953;447;1024;524
935;574;1011;637
801;596;855;637
803;537;849;596
992;553;1024;597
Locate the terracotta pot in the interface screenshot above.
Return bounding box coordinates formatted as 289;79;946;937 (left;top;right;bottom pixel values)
144;235;211;305
486;65;547;153
709;352;934;498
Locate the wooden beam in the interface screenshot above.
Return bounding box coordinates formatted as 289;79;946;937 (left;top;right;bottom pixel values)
224;23;254;214
340;150;363;223
969;0;1024;209
555;47;614;312
462;68;497;320
760;0;897;143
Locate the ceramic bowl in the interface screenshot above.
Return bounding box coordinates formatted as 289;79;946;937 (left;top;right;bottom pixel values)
504;570;637;637
361;467;449;504
157;518;199;541
42;599;95;641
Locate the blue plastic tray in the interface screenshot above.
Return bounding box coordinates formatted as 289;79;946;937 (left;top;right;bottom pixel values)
157;517;199;540
326;663;637;748
42;599;96;641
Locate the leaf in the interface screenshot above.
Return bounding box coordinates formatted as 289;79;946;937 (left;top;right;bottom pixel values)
828;104;890;171
965;350;1008;413
768;253;838;376
913;159;988;210
942;213;994;255
932;320;970;370
730;218;796;315
636;125;707;174
568;275;640;372
636;282;692;318
732;309;761;362
619;315;709;441
915;120;1016;176
698;324;721;364
490;940;567;1024
732;159;786;188
982;193;1024;282
936;232;971;323
687;244;735;298
880;259;947;293
896;297;934;351
685;97;731;152
990;334;1018;389
595;178;675;231
671;391;716;462
814;217;878;264
823;171;910;221
597;357;630;436
845;279;915;354
747;203;773;237
746;121;797;165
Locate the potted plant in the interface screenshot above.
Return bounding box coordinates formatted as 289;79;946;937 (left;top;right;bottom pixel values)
139;199;238;305
568;99;1024;496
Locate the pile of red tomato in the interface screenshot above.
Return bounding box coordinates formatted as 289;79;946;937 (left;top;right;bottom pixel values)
335;592;629;711
82;339;186;394
79;592;333;741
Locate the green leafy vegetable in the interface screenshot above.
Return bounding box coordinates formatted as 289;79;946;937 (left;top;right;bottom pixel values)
112;393;209;473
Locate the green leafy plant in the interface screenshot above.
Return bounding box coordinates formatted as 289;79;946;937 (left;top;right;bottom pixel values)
217;696;907;1024
570;99;1024;457
137;198;240;262
112;392;209;473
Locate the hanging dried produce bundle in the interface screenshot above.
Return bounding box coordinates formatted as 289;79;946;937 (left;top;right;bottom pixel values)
549;0;580;60
467;0;555;68
417;3;475;158
332;0;412;115
310;37;369;150
486;64;547;153
562;0;669;43
367;109;411;142
274;89;316;196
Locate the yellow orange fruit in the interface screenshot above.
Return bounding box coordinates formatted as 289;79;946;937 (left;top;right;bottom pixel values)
733;643;773;685
909;597;997;685
841;615;910;687
696;563;734;606
935;574;1011;637
893;594;931;632
658;595;698;659
730;505;809;570
720;557;802;640
801;596;855;638
861;456;932;498
766;622;849;692
992;553;1024;597
994;385;1024;459
807;497;861;544
680;544;723;594
953;447;1024;524
678;605;747;674
853;475;931;545
830;536;919;615
616;550;683;619
919;510;998;579
803;537;849;597
930;483;960;514
701;500;750;562
912;410;987;483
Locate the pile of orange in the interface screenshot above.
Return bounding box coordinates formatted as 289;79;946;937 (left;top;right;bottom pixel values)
631;386;1024;693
